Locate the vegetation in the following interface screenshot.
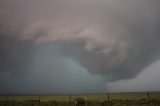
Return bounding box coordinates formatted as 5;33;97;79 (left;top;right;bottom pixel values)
0;92;160;106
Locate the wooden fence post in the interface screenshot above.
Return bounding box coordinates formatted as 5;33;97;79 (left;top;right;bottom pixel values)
6;95;8;106
38;95;41;106
69;95;71;102
147;92;150;100
147;92;151;105
107;92;110;101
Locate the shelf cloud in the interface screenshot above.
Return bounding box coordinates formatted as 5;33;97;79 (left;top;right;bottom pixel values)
0;0;160;93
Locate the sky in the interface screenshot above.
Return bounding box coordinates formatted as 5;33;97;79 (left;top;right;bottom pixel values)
0;0;160;94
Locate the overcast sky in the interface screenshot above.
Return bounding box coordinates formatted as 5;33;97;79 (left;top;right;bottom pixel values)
0;0;160;94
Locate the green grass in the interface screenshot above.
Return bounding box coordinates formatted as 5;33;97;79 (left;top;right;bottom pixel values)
0;92;160;102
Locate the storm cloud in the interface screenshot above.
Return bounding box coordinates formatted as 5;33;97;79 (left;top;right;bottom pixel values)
0;0;160;93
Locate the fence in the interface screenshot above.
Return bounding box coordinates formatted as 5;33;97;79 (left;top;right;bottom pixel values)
0;92;160;103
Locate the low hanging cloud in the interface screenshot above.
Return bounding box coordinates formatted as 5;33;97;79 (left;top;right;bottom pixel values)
0;0;160;93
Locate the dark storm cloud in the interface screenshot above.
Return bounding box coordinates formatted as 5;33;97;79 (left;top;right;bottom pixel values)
0;38;105;94
0;0;160;93
0;33;33;76
0;33;34;93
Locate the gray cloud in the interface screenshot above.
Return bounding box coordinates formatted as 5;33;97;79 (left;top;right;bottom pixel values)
0;36;105;94
0;0;160;93
0;34;33;77
107;60;160;92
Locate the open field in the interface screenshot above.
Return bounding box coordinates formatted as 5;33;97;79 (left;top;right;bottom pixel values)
1;92;160;101
0;92;160;106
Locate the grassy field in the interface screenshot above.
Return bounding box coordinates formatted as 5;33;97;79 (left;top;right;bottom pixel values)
0;92;160;102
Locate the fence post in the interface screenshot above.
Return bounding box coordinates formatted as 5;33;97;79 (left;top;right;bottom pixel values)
38;95;41;106
147;92;150;100
6;95;8;106
69;95;71;102
147;92;150;105
107;92;110;101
